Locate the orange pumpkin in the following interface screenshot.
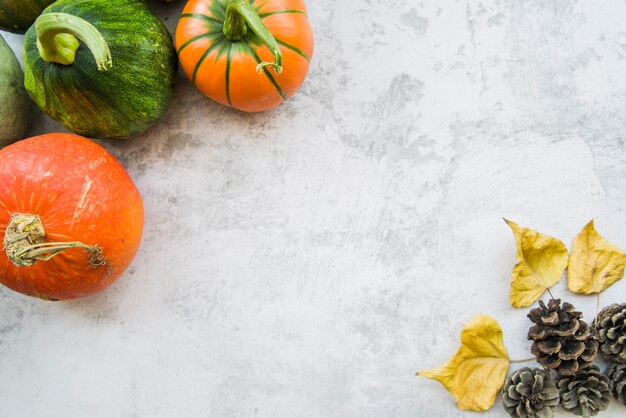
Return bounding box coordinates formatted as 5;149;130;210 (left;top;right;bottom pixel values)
0;133;144;300
175;0;314;112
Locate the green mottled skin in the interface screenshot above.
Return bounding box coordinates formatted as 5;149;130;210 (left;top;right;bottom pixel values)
23;0;177;139
0;0;55;33
0;35;29;147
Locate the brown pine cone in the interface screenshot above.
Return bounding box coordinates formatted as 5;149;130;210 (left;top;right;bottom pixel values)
557;365;610;417
606;362;626;407
528;299;599;376
502;367;559;418
594;303;626;363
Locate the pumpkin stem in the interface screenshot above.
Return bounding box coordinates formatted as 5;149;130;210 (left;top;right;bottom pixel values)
34;12;112;71
3;213;107;268
222;0;283;75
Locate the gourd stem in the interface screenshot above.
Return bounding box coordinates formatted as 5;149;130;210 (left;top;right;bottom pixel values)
34;12;112;71
222;0;283;75
223;5;247;41
3;213;106;268
15;241;106;266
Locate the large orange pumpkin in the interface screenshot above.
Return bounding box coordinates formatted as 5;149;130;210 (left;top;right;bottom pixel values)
0;133;144;300
175;0;314;112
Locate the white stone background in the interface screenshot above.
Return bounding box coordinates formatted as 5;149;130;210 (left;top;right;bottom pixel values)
1;0;626;417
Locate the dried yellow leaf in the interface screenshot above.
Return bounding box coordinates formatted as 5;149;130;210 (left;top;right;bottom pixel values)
416;315;509;412
568;220;626;294
505;219;569;308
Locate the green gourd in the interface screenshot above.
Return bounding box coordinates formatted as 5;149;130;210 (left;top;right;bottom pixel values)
23;0;177;139
0;34;29;147
0;0;55;34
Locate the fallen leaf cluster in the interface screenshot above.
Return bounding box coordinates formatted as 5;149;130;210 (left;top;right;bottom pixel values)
417;219;626;417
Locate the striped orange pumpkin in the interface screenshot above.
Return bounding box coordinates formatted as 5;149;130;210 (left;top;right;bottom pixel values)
175;0;314;112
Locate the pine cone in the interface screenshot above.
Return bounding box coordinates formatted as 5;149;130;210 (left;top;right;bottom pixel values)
594;303;626;363
502;367;559;418
606;362;626;406
557;365;610;417
527;299;599;376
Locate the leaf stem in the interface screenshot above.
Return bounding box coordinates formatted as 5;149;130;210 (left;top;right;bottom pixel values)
595;293;601;319
546;287;555;299
510;357;536;364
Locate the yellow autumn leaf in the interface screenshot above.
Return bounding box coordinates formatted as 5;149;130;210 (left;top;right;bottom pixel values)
568;220;626;294
505;219;569;308
416;314;509;412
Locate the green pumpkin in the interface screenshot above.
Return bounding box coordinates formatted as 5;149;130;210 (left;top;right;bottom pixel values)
0;35;29;147
0;0;55;34
23;0;177;139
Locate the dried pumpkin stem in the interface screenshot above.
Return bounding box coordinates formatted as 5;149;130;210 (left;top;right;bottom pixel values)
3;213;106;268
15;241;105;265
35;12;112;70
222;0;283;75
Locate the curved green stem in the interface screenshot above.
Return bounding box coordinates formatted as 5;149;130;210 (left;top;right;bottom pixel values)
3;213;106;268
222;0;283;75
34;12;112;71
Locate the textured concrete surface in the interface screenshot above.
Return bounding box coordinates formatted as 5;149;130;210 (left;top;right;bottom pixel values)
2;1;626;416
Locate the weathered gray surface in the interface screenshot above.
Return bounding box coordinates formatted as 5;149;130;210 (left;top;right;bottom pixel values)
1;1;626;416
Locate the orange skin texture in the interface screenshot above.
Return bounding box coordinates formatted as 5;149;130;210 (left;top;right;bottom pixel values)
0;134;144;300
176;0;314;112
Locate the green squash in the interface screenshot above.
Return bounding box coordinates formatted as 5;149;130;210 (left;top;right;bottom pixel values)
0;0;55;34
23;0;177;139
0;35;29;147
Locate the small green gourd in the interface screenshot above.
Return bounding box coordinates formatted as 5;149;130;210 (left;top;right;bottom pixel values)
0;34;29;147
23;0;177;139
